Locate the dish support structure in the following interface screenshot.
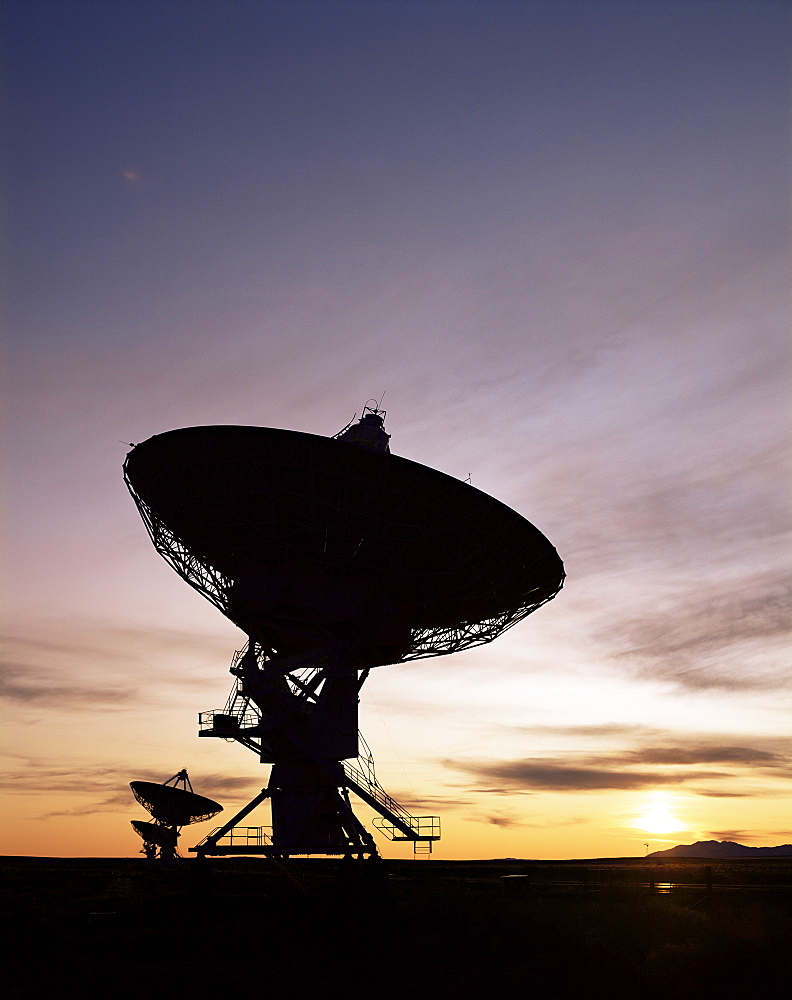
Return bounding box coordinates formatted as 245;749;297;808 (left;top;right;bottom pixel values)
190;643;440;860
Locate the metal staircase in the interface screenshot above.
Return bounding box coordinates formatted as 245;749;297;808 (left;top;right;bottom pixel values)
342;738;440;853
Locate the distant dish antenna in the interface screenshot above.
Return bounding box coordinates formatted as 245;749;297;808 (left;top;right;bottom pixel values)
129;769;222;860
124;409;564;868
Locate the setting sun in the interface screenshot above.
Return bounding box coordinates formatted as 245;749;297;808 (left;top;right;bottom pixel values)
634;800;682;834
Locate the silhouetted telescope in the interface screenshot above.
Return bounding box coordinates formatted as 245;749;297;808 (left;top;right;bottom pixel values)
130;780;223;827
124;408;564;861
129;769;222;861
124;419;563;667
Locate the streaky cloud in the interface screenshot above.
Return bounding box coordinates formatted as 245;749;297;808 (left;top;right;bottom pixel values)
1;662;139;708
2;760;256;807
625;745;790;770
482;813;524;828
443;734;792;795
443;757;733;792
608;569;791;691
3;621;235;674
691;790;752;798
707;829;756;843
520;722;663;739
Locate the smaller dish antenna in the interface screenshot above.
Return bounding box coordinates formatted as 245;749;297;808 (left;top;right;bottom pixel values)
130;769;222;860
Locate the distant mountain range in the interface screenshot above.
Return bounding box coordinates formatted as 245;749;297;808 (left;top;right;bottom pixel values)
648;840;792;858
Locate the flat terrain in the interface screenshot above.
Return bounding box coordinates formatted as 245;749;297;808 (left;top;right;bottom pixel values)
2;856;790;998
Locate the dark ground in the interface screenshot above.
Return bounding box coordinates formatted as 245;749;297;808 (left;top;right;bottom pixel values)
2;856;790;999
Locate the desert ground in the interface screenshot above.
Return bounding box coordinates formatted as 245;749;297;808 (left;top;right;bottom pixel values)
3;856;790;999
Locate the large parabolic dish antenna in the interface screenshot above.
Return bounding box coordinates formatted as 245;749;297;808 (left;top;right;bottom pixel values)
124;424;564;666
130;781;223;827
124;409;564;863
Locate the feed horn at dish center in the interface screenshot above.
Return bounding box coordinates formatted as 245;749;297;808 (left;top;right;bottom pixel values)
124;405;564;860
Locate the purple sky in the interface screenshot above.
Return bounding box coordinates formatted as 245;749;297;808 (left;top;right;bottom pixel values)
2;0;790;858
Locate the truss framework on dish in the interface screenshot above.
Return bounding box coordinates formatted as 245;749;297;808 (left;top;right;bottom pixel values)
124;405;564;859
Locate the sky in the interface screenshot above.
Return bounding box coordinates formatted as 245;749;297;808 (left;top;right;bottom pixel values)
2;0;790;860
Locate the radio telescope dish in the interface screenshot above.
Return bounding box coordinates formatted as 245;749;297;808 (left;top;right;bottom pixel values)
124;423;563;665
130;780;222;827
129;769;222;861
124;407;564;868
130;820;179;850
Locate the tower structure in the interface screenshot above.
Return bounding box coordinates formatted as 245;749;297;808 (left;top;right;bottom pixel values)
124;405;563;859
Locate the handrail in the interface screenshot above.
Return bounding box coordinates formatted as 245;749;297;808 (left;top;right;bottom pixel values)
199;708;261;731
342;758;439;840
343;758;411;822
372;815;440;839
195;825;273;848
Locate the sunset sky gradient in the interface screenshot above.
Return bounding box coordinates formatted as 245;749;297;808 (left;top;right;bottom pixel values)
2;0;790;859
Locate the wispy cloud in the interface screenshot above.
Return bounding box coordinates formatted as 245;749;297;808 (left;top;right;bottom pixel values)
471;812;590;829
444;737;791;795
502;724;790;764
445;758;729;792
43;791;137;818
1;662;139;708
691;790;752;798
3;622;234;672
379;789;475;811
521;723;665;739
187;774;260;798
481;812;524;828
1;621;234;712
0;764;138;797
624;746;789;769
1;758;258;820
707;830;756;843
610;570;791;691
